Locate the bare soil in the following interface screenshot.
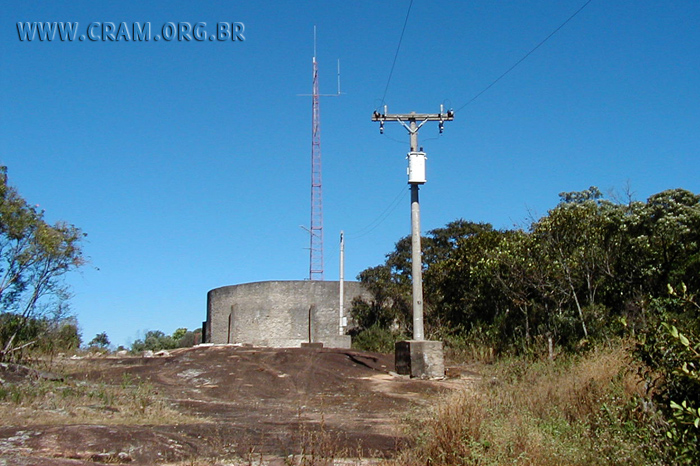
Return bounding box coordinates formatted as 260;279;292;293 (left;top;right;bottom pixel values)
0;345;475;465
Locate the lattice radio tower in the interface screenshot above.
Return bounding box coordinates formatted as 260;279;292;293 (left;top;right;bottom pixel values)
305;27;340;281
309;45;323;280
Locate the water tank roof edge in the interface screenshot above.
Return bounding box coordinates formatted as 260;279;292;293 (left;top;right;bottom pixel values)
207;279;362;294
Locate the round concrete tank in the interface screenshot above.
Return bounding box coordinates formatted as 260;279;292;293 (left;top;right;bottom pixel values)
205;280;370;348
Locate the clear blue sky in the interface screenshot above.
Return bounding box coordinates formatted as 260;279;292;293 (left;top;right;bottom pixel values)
1;1;698;347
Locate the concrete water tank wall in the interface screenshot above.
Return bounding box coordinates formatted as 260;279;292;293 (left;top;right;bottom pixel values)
205;280;369;348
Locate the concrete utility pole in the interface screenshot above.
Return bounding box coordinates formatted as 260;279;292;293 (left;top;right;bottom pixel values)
372;106;454;340
372;106;454;378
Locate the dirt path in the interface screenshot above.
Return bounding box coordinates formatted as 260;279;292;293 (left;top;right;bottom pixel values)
0;346;475;465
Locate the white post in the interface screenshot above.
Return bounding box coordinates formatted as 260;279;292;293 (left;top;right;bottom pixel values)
339;231;345;335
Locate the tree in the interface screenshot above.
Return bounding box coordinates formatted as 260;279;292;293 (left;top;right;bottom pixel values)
352;187;700;357
172;327;188;341
425;228;509;334
172;327;199;347
0;167;85;360
88;331;110;349
633;189;700;294
351;220;493;338
175;328;199;347
131;330;177;353
48;317;81;351
529;187;624;339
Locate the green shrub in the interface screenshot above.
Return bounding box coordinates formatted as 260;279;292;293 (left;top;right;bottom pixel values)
350;324;404;354
635;285;700;464
0;314;81;361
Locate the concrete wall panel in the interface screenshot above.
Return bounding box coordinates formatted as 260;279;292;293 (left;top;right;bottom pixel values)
206;280;369;348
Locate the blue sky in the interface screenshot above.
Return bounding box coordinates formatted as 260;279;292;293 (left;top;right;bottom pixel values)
1;1;698;347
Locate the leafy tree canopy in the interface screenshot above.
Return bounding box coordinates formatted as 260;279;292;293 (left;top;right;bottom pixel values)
352;186;700;352
88;331;110;349
130;327;201;353
0;166;85;361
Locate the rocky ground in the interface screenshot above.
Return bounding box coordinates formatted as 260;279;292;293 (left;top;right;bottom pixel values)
0;346;477;465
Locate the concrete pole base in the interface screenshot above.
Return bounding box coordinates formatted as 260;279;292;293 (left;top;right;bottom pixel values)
323;335;352;349
395;340;445;379
301;342;324;349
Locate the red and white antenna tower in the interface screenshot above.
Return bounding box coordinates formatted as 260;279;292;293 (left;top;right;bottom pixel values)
309;35;324;281
306;27;341;281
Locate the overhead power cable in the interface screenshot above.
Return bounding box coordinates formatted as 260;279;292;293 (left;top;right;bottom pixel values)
379;0;414;107
454;0;594;114
347;185;409;239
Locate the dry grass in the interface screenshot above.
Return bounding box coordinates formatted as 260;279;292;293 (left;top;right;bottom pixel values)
386;343;654;466
0;373;197;426
1;345;660;464
444;343;496;365
286;410;376;466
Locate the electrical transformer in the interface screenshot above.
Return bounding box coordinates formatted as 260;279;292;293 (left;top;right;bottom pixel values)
407;151;427;184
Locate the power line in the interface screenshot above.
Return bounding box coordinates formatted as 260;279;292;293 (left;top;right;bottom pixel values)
382;133;410;145
379;0;414;107
454;0;594;114
347;185;409;239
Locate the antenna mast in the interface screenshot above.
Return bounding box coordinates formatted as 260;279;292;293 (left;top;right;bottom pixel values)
309;27;324;280
300;27;341;281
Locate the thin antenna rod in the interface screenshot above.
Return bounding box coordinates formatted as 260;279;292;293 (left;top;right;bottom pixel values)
313;25;317;60
296;57;343;97
337;59;341;95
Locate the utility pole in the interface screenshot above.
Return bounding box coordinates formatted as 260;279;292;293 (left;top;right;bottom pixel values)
371;106;454;340
372;105;453;378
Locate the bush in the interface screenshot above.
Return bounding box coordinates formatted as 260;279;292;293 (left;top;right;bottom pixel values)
350;324;404;354
390;345;658;466
635;285;700;464
130;328;200;353
0;314;81;361
131;330;177;353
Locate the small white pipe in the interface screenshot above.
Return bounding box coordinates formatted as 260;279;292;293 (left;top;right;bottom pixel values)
339;231;345;335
